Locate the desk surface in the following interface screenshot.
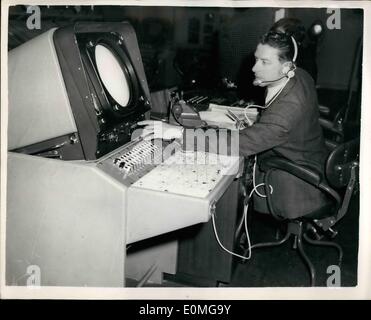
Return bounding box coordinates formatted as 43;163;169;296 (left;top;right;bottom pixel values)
133;151;240;198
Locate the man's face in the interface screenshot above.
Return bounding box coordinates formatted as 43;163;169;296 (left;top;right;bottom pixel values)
252;43;287;87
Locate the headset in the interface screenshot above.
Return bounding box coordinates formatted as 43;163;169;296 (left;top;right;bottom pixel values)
253;35;298;86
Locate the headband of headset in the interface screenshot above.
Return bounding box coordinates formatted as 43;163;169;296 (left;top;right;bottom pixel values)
263;31;298;63
290;35;298;63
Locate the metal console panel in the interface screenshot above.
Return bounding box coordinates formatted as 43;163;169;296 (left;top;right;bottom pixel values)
8;28;77;150
97;139;242;244
126;151;241;243
6;152;127;287
6;140;241;287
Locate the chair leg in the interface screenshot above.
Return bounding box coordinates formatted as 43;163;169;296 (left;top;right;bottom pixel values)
296;234;316;287
303;233;343;267
250;229;291;250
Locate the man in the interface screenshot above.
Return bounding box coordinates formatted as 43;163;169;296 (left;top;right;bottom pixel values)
139;31;328;219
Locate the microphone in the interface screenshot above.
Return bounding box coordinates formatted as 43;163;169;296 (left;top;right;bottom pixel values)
253;75;287;86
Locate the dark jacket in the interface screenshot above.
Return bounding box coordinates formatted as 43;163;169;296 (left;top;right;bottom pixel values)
182;68;327;218
239;68;328;218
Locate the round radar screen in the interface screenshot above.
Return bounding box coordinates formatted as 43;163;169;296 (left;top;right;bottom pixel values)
95;44;131;108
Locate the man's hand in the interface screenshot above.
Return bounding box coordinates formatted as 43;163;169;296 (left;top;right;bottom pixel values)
137;120;184;140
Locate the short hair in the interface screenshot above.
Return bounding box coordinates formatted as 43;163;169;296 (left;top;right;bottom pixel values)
270;18;306;44
259;31;297;63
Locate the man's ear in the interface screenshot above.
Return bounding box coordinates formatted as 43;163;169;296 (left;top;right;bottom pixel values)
281;61;293;75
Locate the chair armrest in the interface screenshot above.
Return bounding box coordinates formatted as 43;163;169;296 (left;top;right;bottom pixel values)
318;118;344;136
260;157;343;216
318;104;331;117
324;139;339;152
259;157;323;187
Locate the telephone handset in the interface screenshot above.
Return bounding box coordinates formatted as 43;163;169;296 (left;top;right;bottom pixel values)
169;93;207;129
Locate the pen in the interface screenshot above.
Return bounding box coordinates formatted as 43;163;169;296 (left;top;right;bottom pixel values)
227;109;244;128
226;114;236;122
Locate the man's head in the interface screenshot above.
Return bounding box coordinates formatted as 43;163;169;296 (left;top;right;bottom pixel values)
252;31;297;87
270;18;306;45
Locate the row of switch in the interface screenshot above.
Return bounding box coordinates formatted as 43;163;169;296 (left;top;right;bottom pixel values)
113;140;162;175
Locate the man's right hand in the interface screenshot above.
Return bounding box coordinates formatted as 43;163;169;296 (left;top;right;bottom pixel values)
137;120;184;140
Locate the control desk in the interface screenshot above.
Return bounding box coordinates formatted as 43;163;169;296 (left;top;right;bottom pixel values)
6;137;242;287
5;22;245;289
97;138;242;244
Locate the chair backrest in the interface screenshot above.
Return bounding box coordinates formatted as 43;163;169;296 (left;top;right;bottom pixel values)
323;137;360;225
325;137;360;189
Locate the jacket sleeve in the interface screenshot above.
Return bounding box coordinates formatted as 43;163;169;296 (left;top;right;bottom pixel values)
238;95;303;157
180;92;305;157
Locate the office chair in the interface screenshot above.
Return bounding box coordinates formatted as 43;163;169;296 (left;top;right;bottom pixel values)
247;137;359;286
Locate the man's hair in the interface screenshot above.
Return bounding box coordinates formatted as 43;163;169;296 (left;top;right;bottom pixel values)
259;31;296;63
270;18;306;44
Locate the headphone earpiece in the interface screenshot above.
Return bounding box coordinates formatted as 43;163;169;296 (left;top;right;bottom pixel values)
282;64;296;79
286;69;295;79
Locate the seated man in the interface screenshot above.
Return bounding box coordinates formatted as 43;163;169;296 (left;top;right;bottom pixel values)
139;31;328;220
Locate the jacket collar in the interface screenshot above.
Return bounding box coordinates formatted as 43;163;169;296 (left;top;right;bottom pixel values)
265;71;299;106
275;76;297;101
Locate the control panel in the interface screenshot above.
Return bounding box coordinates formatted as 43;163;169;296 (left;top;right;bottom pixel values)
96;112;146;158
97;137;175;186
132;150;240;198
96;137;242;243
